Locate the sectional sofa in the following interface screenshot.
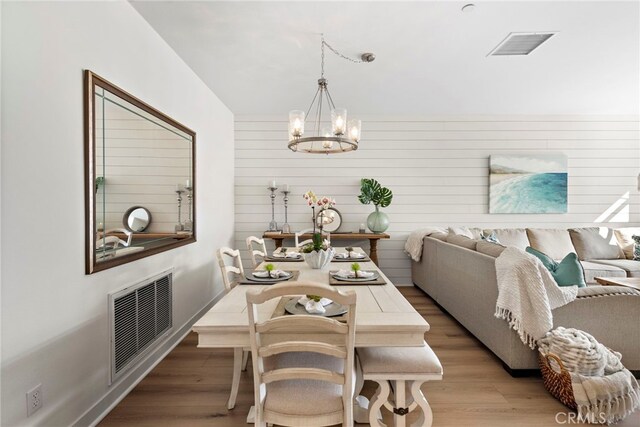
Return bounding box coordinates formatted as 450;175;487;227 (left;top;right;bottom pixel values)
411;227;640;374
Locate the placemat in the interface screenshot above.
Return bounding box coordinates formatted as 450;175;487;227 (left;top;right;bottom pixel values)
328;270;387;286
332;255;371;263
263;255;304;262
238;270;300;285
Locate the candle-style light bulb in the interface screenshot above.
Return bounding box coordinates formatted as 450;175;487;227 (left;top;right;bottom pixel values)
289;110;305;138
348;119;361;143
331;108;347;136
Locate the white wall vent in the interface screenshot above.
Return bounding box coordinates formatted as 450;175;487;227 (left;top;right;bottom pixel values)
488;32;556;56
109;270;173;383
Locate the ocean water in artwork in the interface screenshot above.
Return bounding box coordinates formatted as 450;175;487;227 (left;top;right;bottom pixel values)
490;173;568;213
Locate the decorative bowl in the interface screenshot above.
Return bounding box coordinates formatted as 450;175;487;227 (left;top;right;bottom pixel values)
303;247;335;269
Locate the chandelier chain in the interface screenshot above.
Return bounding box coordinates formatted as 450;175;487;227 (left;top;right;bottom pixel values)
320;34;367;78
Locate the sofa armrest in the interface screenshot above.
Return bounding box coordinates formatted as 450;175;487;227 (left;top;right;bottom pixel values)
577;285;640;299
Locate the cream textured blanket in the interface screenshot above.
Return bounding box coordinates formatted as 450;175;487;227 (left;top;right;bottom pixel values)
495;247;578;349
539;328;640;424
404;227;447;261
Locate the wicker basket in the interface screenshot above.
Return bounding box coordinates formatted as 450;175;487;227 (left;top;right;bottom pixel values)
539;352;577;410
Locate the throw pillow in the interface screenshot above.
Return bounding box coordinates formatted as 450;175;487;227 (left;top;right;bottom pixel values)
525;247;586;288
633;235;640;261
481;231;501;244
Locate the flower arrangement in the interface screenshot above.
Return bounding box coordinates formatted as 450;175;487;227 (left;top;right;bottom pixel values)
300;191;337;264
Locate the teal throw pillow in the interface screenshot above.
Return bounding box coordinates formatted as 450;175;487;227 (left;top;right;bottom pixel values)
481;231;500;244
525;247;586;288
633;235;640;261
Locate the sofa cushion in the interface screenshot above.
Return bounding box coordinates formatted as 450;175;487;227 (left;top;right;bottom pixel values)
448;226;482;239
580;261;627;284
445;234;478;250
484;228;530;250
476;240;507;258
568;227;624;261
588;259;640;277
526;247;586;288
526;228;576;260
429;232;449;241
613;227;640;259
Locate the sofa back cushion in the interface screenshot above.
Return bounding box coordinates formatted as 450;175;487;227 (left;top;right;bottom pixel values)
445;234;479;250
568;227;624;260
476;240;507;258
526;228;576;260
483;228;530;250
613;227;640;260
448;226;482;239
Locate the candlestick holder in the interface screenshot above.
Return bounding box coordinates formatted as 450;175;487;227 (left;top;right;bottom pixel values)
183;185;193;232
175;188;185;232
281;189;291;233
267;185;278;231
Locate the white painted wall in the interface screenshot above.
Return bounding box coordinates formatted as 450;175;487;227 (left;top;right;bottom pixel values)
235;115;640;284
1;2;233;426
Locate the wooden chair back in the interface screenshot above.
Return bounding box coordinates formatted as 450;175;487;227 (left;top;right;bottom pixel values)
246;282;357;426
246;236;267;268
217;247;245;293
294;229;331;248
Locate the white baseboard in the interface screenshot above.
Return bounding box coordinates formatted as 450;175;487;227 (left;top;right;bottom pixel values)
73;289;226;427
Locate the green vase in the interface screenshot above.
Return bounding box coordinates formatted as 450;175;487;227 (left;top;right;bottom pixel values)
367;206;389;233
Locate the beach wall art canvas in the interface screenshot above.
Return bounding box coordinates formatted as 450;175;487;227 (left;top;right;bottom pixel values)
489;154;568;214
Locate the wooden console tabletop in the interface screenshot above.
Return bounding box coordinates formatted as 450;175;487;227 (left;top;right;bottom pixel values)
263;232;389;264
594;276;640;290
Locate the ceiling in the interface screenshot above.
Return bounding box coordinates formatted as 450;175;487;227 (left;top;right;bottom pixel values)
131;1;640;116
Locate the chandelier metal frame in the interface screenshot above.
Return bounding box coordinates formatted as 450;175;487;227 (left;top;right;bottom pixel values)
288;35;373;154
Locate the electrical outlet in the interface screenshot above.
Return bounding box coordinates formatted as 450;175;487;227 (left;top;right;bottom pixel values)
26;384;42;417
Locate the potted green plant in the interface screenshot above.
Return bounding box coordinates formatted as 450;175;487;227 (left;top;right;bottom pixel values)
358;178;393;233
351;262;361;278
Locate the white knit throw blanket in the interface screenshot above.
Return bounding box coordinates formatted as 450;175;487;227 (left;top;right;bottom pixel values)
494;247;578;349
539;328;640;424
404;227;447;261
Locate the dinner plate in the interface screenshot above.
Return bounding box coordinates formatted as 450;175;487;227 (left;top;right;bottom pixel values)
284;299;348;317
246;272;293;283
331;271;380;282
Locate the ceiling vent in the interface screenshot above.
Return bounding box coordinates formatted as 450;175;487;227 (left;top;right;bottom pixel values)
488;32;556;56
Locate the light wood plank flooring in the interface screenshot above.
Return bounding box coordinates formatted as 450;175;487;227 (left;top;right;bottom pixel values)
100;286;639;426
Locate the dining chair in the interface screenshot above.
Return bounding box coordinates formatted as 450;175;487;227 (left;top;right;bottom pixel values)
96;228;133;250
295;229;331;248
246;282;357;427
216;247;249;409
356;342;443;427
246;236;267;268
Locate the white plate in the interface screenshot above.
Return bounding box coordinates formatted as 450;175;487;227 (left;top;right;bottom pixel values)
284;299;348;317
247;272;292;282
331;272;380;282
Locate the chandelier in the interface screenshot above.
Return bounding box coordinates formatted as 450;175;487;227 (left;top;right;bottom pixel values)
288;35;374;154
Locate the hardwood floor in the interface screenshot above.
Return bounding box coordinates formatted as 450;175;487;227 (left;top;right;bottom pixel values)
99;286;640;426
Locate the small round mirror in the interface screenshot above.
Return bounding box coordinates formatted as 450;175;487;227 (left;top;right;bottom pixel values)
123;206;152;232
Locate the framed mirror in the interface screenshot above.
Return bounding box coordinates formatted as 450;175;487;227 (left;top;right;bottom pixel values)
315;207;342;232
85;70;196;274
123;206;152;232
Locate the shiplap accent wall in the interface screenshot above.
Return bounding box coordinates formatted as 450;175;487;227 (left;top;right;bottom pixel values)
235;115;640;284
96;97;191;233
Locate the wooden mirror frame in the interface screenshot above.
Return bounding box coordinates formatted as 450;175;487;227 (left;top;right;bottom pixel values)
84;70;196;274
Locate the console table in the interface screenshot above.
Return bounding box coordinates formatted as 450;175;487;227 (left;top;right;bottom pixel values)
262;232;390;264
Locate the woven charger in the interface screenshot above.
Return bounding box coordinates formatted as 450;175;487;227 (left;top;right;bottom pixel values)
539;352;577;410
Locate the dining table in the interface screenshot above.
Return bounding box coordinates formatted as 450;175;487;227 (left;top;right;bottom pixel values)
192;247;430;423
